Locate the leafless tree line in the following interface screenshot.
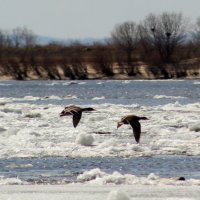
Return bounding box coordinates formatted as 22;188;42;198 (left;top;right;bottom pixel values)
112;12;190;64
0;12;200;79
0;26;36;48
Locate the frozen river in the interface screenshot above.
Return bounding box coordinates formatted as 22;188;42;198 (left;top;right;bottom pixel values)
0;80;200;199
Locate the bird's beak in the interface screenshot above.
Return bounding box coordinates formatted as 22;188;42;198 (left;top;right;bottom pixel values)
59;111;65;117
117;122;123;128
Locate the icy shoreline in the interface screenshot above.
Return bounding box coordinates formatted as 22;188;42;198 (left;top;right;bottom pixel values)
0;185;199;200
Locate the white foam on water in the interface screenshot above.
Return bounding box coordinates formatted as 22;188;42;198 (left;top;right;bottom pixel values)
45;82;60;86
23;96;41;101
122;80;131;84
0;98;13;105
0;83;12;86
62;81;78;85
5;163;33;170
153;95;186;99
97;81;104;84
46;95;62;100
0;95;78;102
92;96;105;100
78;82;86;85
63;95;77;99
193;81;200;85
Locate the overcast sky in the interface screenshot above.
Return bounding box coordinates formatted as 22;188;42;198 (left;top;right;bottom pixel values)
0;0;199;39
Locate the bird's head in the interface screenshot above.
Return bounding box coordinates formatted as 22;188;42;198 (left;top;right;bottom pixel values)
59;108;68;117
117;121;124;128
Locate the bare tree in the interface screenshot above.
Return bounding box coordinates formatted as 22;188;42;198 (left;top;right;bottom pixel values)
22;27;37;47
11;26;36;48
91;43;114;76
191;17;200;42
111;21;138;64
188;17;200;58
0;30;12;47
138;12;189;64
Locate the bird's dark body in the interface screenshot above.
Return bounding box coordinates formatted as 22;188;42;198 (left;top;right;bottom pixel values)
117;115;148;143
60;105;95;128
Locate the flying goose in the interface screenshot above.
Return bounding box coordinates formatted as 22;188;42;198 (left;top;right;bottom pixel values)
117;115;149;143
60;105;95;128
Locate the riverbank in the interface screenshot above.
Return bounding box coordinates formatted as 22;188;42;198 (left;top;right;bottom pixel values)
0;60;200;80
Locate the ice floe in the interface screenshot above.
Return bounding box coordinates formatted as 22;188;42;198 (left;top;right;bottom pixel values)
75;132;94;146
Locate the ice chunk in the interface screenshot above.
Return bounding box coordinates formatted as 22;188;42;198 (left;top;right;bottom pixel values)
107;190;130;200
75;133;94;146
77;168;106;182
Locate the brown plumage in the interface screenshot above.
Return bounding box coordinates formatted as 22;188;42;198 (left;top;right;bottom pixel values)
60;105;95;128
117;115;149;143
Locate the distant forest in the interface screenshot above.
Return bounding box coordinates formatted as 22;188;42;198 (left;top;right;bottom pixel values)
0;12;200;80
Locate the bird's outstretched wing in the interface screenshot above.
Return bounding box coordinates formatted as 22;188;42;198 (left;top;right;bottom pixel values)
129;120;141;143
72;112;82;128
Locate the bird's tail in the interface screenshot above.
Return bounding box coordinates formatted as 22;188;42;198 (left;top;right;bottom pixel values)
139;117;149;120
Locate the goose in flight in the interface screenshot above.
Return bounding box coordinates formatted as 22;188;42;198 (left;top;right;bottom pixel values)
60;105;95;128
117;115;149;143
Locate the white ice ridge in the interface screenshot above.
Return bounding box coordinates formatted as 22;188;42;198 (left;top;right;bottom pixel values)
0;100;200;158
77;168;200;186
